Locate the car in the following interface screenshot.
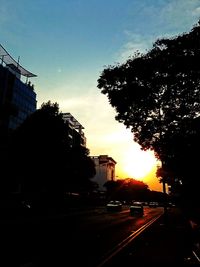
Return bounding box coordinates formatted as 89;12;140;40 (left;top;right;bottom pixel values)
106;200;122;212
130;202;144;216
149;201;159;208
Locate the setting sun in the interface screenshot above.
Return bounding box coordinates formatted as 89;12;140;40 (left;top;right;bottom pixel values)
122;145;158;180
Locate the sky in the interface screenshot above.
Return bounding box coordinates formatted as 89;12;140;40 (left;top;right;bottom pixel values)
1;0;200;192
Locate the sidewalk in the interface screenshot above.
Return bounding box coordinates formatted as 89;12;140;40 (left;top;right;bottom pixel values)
109;207;200;266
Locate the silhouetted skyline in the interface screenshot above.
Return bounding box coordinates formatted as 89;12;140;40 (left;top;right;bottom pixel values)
2;0;200;191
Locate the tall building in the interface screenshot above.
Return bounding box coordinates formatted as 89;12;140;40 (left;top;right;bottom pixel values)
91;155;117;191
0;44;37;151
62;112;86;147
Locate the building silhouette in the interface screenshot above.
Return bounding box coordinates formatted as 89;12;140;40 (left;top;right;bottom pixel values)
62;112;86;147
91;155;117;191
0;44;37;155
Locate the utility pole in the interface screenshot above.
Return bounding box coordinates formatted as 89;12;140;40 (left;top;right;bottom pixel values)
162;164;168;224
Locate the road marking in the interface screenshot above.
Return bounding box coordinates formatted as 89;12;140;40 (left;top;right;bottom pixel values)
96;213;163;267
192;250;200;263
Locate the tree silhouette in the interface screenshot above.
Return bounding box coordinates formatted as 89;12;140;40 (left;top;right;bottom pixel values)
104;178;149;202
97;20;200;199
10;101;96;205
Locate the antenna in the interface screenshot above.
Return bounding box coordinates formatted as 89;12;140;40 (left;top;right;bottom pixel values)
17;56;20;68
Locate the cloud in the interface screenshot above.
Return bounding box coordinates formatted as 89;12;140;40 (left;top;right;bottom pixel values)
57;90;120;142
117;32;154;62
192;6;200;16
158;0;200;31
118;0;200;63
53;88;134;154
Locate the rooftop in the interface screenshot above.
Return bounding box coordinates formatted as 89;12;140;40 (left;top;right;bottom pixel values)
0;44;37;78
62;112;84;131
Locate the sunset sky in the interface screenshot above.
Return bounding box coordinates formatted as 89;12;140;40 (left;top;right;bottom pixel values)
1;0;200;191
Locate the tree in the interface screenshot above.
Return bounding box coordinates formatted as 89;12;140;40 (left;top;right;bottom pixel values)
104;178;149;201
97;20;200;191
65;145;97;192
10;101;96;201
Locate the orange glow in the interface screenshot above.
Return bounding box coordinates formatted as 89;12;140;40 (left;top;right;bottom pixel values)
114;144;162;192
143;165;163;192
122;146;158;180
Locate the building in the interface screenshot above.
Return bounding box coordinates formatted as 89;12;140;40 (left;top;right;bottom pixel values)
62;112;86;147
0;45;37;192
0;44;37;140
91;155;117;191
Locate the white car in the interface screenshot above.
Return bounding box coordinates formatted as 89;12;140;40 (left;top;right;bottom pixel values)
149;201;159;208
106;200;122;211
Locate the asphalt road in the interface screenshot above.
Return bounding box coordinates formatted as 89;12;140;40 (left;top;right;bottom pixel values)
0;206;163;266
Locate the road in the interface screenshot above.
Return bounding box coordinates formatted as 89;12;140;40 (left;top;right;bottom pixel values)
0;205;163;266
64;206;163;266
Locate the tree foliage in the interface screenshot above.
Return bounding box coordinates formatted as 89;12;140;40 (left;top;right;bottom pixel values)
104;178;149;201
10;101;96;198
97;20;200;188
104;178;168;203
